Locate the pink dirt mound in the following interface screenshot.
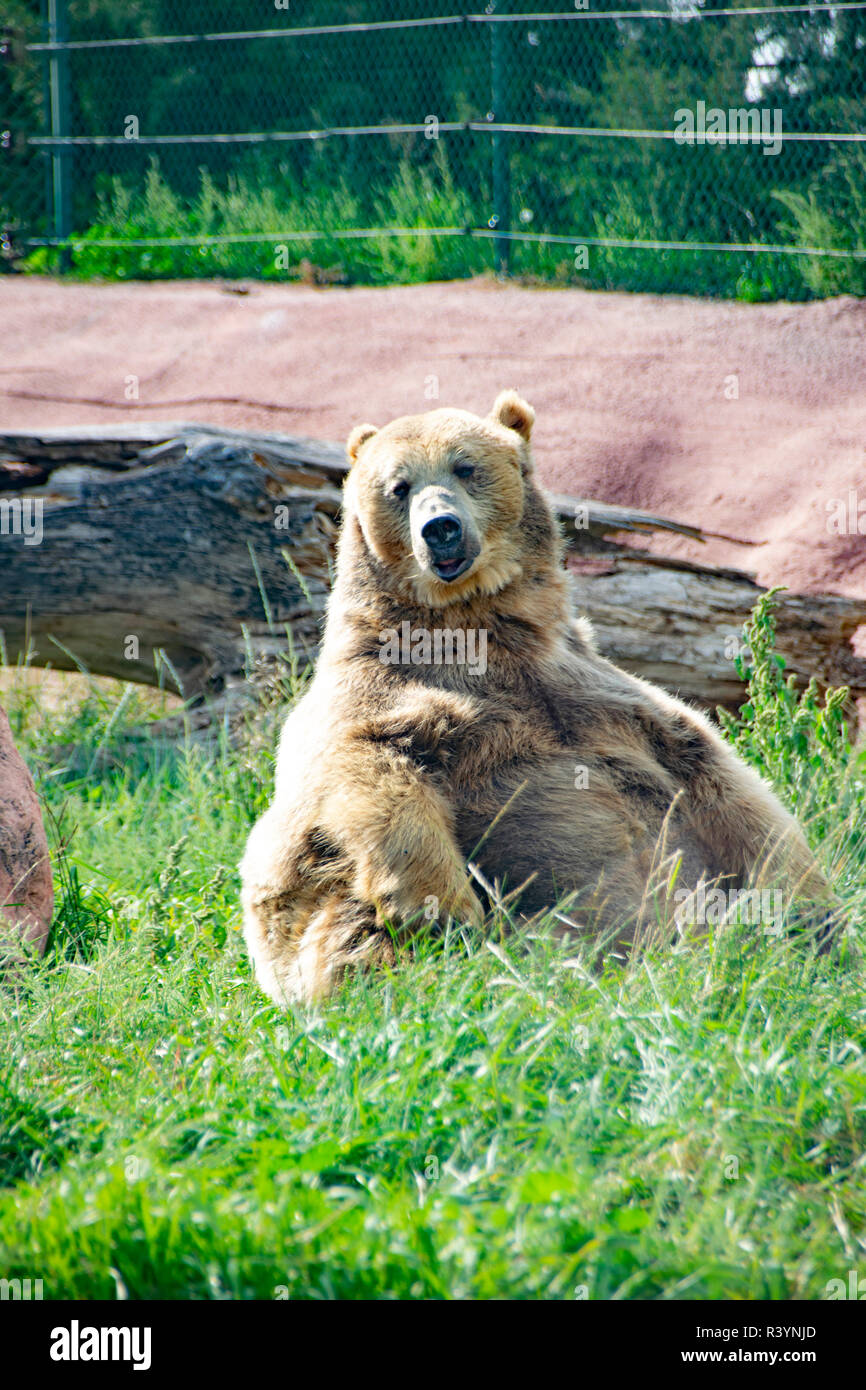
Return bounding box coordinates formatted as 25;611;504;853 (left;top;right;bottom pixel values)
2;276;865;600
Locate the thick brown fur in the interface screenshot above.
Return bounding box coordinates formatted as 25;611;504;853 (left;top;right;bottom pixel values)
240;391;832;1005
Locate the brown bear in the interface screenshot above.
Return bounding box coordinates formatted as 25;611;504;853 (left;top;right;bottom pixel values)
240;391;831;1006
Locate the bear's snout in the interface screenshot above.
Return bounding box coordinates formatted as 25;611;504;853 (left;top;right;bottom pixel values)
410;485;480;583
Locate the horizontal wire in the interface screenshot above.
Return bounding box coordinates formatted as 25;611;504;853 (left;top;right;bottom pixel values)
476;2;866;18
27;123;466;147
22;227;470;247
25;4;866;52
28;121;866;147
26;16;467;54
472;121;866;141
22;226;866;257
472;227;866;255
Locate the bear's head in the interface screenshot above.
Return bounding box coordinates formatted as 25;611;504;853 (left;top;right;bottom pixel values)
342;391;548;608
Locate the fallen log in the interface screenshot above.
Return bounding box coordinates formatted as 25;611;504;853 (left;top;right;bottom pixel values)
2;422;865;715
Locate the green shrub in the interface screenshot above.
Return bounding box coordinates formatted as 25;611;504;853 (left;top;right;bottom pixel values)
718;588;866;899
774;149;866;298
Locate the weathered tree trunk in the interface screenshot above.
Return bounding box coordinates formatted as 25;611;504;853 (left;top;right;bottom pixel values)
2;422;865;716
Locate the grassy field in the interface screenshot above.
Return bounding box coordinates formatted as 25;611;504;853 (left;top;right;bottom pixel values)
1;595;864;1300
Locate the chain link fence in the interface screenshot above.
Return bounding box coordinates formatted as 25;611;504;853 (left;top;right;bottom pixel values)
3;1;865;298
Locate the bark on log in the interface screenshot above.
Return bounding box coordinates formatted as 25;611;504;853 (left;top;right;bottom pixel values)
2;422;865;716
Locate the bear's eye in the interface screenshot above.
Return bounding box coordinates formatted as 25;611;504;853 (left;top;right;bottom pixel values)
453;461;475;481
391;479;410;501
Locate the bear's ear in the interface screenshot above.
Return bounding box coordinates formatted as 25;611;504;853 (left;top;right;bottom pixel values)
346;422;379;465
489;390;535;442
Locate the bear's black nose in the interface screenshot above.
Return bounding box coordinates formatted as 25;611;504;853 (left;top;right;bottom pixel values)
421;514;463;551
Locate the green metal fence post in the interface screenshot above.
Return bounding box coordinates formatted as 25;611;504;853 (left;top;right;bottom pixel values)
490;3;511;278
47;0;71;270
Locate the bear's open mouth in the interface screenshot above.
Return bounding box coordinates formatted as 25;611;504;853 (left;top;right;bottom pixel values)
432;555;470;582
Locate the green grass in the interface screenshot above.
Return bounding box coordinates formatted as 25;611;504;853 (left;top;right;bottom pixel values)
1;594;864;1300
20;152;490;289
